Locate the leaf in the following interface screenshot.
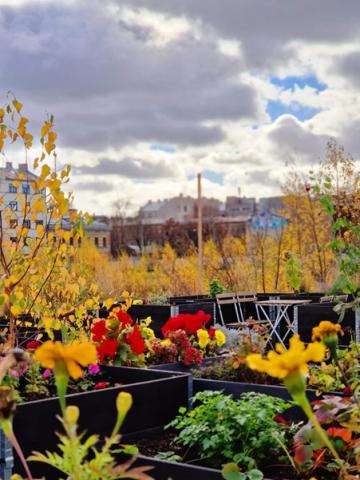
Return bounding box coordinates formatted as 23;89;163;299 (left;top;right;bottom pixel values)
222;463;246;480
294;444;313;464
12;99;23;113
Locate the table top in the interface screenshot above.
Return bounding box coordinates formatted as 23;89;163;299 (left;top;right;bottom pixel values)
255;299;312;306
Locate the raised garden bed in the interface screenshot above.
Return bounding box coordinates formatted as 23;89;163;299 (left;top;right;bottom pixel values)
297;303;358;345
13;366;190;477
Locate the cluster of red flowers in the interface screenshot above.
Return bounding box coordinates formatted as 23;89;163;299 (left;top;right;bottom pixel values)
150;339;178;364
150;328;204;366
91;310;146;363
182;346;203;366
126;324;145;355
161;310;211;336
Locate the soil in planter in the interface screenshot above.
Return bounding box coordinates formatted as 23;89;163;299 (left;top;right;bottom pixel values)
14;370;121;402
192;357;279;385
135;431;342;480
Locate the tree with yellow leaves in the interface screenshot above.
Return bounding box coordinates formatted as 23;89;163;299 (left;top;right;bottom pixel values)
0;95;99;346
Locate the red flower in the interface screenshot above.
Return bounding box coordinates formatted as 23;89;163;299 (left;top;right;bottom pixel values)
91;320;109;342
116;310;133;329
182;347;203;366
97;338;118;362
208;327;216;339
25;340;41;350
162;311;211;336
126;324;146;355
94;381;110;390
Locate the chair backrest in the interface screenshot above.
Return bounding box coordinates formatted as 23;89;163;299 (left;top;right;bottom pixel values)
216;292;239;305
216;292;240;326
334;294;348;303
320;295;334;303
236;292;257;303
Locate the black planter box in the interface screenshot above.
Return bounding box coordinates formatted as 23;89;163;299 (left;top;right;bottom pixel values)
169;295;213;304
125;453;224;480
297;303;357;345
13;366;189;477
128;304;173;337
193;377;320;405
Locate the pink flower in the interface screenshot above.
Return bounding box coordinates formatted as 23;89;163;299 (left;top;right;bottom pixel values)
88;364;100;375
42;368;52;379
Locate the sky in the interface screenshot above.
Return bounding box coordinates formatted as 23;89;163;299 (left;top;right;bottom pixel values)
1;0;360;215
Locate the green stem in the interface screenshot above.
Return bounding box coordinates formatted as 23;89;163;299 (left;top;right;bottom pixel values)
293;391;349;479
54;366;69;415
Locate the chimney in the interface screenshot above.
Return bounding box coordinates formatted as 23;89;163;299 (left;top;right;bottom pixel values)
18;163;28;172
5;162;12;170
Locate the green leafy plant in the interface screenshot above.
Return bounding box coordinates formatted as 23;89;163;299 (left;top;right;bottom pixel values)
284;252;304;293
222;463;263;480
167;390;297;470
209;278;225;299
308;341;360;395
28;396;153;480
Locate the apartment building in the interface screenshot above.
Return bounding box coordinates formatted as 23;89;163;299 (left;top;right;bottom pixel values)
0;162;46;243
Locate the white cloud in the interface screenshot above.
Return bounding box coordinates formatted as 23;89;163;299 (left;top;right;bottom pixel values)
0;0;359;215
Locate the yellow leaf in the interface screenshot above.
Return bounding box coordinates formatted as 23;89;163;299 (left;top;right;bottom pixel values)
36;224;44;237
48;131;57;143
103;297;114;310
10;305;22;316
40;164;51;179
45;141;55;155
0;108;4;122
41;121;52;139
12;99;23;113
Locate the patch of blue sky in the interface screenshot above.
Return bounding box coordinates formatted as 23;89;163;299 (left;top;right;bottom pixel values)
150;143;176;153
270;74;327;92
189;170;224;185
267;100;321;122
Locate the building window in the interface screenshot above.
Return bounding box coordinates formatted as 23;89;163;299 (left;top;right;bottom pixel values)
10;219;18;229
8;184;17;193
9;201;17;211
23;219;31;229
103;237;107;248
94;237;99;246
184;205;188;212
22;184;30;194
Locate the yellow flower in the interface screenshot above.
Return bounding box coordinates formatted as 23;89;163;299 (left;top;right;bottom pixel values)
144;327;155;339
34;341;97;379
214;330;226;347
161;339;172;346
197;329;210;349
312;321;343;341
246;335;325;379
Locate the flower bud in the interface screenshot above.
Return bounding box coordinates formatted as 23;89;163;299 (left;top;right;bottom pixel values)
116;391;133;419
65;405;80;425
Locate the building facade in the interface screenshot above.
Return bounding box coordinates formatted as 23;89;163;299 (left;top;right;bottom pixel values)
0;162;47;243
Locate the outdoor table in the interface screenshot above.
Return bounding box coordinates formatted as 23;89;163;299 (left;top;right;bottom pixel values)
255;299;312;348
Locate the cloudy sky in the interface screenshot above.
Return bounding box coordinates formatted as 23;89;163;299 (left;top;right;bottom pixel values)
1;0;360;215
